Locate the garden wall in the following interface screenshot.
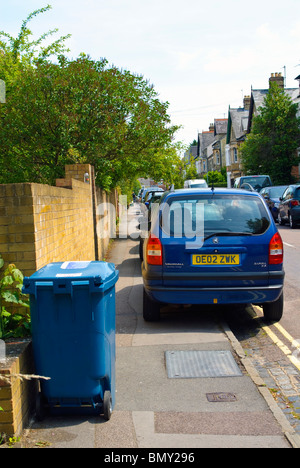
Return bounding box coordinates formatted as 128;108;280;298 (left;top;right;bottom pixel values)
0;164;118;436
0;164;117;278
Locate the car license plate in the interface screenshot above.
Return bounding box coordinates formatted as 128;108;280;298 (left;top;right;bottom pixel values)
192;254;240;266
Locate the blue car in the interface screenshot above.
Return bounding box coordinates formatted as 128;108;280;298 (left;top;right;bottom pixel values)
142;188;284;323
278;184;300;228
260;185;288;221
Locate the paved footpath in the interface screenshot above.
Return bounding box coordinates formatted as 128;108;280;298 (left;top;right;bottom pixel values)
19;205;300;449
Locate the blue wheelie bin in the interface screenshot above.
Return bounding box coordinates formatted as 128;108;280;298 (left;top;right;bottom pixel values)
22;261;119;420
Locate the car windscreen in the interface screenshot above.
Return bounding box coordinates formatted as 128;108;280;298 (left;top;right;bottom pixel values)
161;194;270;238
268;186;287;198
190;183;207;188
241;176;271;190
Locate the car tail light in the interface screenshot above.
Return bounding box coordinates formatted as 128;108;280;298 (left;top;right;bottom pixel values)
146;235;163;265
269;232;283;265
291;200;299;206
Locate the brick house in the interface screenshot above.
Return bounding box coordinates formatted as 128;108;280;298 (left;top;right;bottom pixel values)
225;96;250;187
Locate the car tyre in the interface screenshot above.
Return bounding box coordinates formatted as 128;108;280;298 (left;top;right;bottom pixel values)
289;214;296;229
278;213;285;225
143;288;160;322
263;292;283;323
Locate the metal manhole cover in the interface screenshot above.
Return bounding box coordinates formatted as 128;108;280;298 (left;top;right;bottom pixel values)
206;392;237;402
165;350;242;378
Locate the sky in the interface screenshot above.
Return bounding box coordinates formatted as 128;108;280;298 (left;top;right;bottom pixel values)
1;0;300;150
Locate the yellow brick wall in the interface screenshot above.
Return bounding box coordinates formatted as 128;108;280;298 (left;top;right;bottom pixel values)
0;342;36;436
0;164;118;437
0;165;97;278
0;183;36;277
32;176;95;272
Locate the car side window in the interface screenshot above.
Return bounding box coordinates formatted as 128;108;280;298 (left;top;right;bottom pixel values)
281;188;289;200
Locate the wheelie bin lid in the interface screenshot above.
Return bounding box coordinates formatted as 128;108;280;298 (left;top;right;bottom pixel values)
23;261;119;295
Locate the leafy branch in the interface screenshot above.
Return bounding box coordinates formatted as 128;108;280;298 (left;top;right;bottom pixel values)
0;255;30;339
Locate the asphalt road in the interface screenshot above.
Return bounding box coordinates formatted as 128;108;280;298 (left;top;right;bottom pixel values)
278;225;300;340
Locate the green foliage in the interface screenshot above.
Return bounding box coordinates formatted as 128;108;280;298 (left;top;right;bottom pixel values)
241;83;300;185
0;7;180;191
0;255;30;340
144;144;184;188
204;170;226;186
0;5;70;93
184;156;198;181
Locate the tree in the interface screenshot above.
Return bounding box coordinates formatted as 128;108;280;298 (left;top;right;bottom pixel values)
185;156;198;180
0;5;70;93
204;169;226;186
143;144;184;188
0;8;180;190
241;83;300;184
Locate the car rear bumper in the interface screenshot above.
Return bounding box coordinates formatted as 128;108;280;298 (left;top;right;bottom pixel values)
145;284;283;305
142;264;284;305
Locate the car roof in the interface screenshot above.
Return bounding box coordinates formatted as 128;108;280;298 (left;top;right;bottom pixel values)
163;188;261;198
241;175;270;178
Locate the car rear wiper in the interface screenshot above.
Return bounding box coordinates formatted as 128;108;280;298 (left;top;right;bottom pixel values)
204;232;254;241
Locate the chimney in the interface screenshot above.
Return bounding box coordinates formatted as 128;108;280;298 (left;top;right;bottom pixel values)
209;123;214;132
269;72;284;89
243;95;251;110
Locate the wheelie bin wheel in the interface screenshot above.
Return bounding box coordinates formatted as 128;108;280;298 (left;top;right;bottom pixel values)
103;390;112;420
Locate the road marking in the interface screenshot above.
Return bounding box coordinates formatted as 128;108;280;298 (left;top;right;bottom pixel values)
251;306;300;372
274;322;299;348
283;242;296;248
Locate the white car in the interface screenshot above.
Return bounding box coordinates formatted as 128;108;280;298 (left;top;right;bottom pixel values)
184;179;208;189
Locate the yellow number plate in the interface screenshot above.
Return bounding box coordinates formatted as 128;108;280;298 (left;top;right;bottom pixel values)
192;254;240;266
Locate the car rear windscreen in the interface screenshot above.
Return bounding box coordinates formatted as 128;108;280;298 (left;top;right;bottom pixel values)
161;194;270;237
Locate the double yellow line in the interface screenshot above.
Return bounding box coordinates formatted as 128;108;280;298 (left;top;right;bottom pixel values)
252;306;300;372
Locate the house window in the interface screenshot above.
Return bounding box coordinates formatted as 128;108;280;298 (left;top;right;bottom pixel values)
216;152;220;165
233;148;238;163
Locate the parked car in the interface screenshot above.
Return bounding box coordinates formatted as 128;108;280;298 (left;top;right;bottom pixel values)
278;184;300;228
142;188;284;323
140;186;164;203
139;191;164;260
234;175;272;192
260;185;288;221
144;190;164;209
184;179;208;189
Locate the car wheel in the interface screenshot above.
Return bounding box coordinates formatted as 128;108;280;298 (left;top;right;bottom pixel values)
289;214;296;229
262;293;283;323
143;288;160;321
103;390;112;420
278;213;285;225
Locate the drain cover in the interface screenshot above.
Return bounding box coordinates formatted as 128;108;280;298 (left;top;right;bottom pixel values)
165;350;242;378
206;392;237;402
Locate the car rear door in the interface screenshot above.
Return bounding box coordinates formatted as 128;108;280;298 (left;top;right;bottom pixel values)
160;193;272;290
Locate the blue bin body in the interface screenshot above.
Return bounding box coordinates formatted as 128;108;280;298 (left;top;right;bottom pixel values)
22;261;119;414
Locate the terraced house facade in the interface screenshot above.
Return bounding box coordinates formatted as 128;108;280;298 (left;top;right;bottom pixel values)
184;72;300;187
